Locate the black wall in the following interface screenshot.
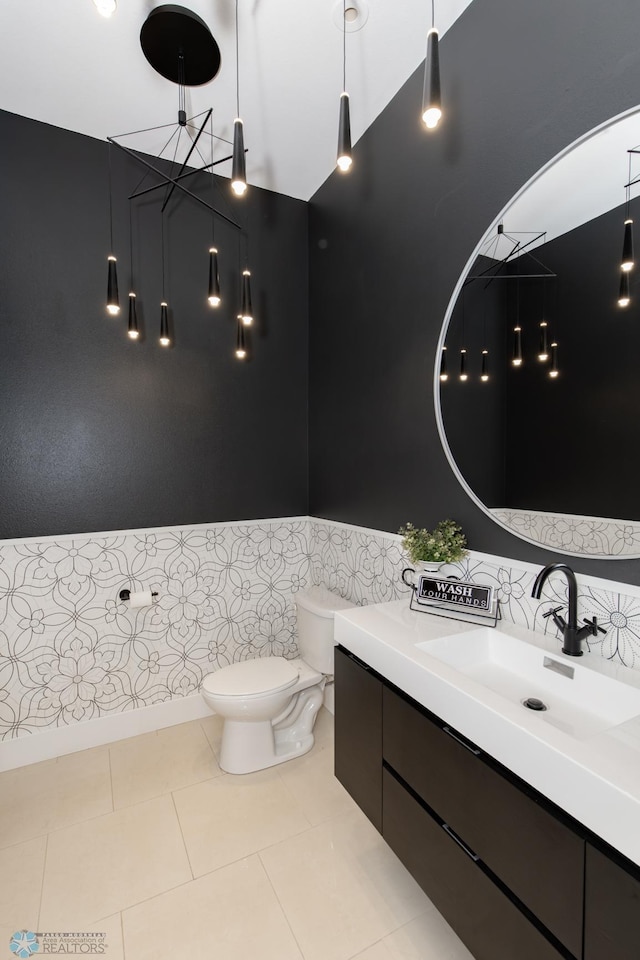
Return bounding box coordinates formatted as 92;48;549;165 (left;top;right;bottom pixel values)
308;0;640;585
0;109;308;538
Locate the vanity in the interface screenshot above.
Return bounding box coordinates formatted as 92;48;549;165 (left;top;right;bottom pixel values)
333;600;640;960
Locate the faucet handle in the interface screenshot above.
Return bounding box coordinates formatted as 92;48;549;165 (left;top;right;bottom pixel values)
543;605;566;632
582;616;607;636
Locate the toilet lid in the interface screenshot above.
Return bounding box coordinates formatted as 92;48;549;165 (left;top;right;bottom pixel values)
202;657;300;698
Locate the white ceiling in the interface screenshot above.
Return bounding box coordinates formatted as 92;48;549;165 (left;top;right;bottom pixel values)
0;0;473;202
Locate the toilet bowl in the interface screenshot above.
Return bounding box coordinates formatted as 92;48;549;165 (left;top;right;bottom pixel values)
200;586;353;774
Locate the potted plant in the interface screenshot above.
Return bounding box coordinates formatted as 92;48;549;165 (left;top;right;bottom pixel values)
398;519;468;575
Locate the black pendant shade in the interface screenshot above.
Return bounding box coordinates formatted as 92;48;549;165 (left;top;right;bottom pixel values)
459;348;467;381
235;315;247;358
439;346;448;381
337;93;352;172
160;301;171;346
622;218;634;272
241;269;253;325
512;326;523;366
481;349;489;381
107;256;120;315
231;119;247;196
422;29;441;129
128;292;139;339
550;341;559;378
618;270;631;308
538;321;549;361
208;247;221;306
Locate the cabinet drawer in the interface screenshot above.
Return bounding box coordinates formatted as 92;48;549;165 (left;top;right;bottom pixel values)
383;686;583;957
585;843;640;960
382;769;565;960
334;646;382;832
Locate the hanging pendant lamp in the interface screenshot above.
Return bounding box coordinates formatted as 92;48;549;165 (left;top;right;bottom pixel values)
127;293;139;339
622;219;634;272
241;269;253;325
459;348;468;381
231;0;247;196
106;256;120;315
159;302;171;346
208;247;221;307
235;315;247;359
549;341;559;378
538;321;549;361
439;346;448;381
336;0;352;172
480;349;489;382
512;326;523;366
421;1;441;130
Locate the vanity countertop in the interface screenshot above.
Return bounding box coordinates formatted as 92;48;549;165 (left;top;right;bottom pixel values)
334;599;640;868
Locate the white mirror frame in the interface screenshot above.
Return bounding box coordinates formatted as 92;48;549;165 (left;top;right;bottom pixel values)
434;104;640;560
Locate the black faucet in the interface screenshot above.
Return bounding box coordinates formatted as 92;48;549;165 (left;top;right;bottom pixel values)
531;562;606;656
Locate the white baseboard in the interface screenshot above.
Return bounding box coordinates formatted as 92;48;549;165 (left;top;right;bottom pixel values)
0;695;212;772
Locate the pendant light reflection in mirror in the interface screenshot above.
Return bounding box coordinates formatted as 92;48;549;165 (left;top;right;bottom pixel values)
618;149;636;307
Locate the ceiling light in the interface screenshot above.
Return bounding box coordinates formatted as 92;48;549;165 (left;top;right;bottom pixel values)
621;219;634;272
94;0;116;18
459;349;468;381
481;350;489;381
538;321;549;361
231;0;248;197
241;270;253;325
128;293;139;339
106;255;119;316
439;346;448;381
235;316;247;359
422;2;441;130
512;326;523;366
618;270;631;308
337;1;352;173
208;248;221;307
159;302;171;347
549;342;559;378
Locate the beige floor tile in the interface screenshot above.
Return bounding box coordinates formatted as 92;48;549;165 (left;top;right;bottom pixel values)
311;705;334;750
173;768;311;876
123;855;303;960
0;748;112;848
0;836;47;951
39;794;192;925
199;714;223;757
110;720;221;808
260;809;430;960
349;910;474;960
277;743;356;825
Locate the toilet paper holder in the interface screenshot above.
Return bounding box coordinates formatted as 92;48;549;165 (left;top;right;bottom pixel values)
119;588;159;604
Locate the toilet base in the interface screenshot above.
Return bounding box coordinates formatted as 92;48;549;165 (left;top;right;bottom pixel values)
218;684;324;774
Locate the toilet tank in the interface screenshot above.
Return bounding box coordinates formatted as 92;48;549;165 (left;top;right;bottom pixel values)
295;586;354;675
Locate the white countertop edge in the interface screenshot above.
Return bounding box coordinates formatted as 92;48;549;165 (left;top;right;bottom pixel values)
334;599;640;868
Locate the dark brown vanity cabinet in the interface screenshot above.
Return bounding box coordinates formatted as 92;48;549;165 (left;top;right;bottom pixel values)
334;646;383;832
584;843;640;960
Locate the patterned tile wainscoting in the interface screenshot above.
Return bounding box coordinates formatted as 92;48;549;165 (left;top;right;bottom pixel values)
3;514;640;757
490;507;640;557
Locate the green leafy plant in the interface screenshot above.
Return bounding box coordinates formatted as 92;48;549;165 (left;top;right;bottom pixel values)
398;520;468;565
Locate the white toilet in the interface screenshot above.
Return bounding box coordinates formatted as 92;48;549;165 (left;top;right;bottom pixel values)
200;586;353;774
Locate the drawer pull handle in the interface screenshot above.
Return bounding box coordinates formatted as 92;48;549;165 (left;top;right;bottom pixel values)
442;823;480;862
443;725;481;756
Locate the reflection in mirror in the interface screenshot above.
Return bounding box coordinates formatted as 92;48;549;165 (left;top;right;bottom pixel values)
437;107;640;558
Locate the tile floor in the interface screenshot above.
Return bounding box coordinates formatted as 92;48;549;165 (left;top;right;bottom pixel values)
0;709;473;960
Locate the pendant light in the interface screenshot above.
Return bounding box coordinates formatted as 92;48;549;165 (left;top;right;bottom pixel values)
549;341;559;378
106;146;120;316
480;349;489;382
621;152;634;273
459;348;468;381
336;0;352;172
208;248;221;307
512;326;523;366
127;205;139;339
231;0;247;197
159;215;171;347
128;293;139;339
235;315;247;359
618;270;631;308
538;321;549;361
241;269;253;325
439;346;448;381
421;0;441;130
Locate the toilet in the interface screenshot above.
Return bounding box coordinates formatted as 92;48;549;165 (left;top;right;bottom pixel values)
200;586;353;774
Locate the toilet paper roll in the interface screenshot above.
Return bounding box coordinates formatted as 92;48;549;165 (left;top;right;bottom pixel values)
128;590;155;608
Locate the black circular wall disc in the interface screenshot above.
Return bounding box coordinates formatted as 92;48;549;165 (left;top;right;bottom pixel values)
140;5;221;86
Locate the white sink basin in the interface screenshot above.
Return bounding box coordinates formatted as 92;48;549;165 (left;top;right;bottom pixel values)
416;628;640;739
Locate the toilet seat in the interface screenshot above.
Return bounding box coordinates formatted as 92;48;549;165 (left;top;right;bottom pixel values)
201;657;300;700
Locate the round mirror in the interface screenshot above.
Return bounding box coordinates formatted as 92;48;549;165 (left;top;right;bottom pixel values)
436;106;640;559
